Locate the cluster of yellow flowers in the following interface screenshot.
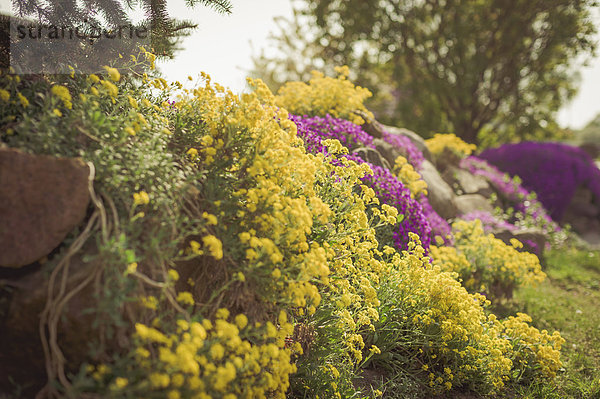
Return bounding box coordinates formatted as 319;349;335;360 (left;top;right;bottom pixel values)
500;313;565;381
172;74;336;316
93;310;298;398
430;220;546;300
5;56;567;397
275;66;374;125
379;234;511;394
425;133;477;158
0;71;29;112
393;155;428;198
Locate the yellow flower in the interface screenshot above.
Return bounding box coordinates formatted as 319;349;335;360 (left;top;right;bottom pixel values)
17;92;29;107
51;85;73;109
168;269;180;281
209;343;225;360
141;295;158;310
202;212;218;225
53;108;62;117
0;89;10;102
149;372;170;388
167;391;180;399
176;291;195;306
186;148;198;159
100;80;119;97
127;95;138;109
133;191;150;205
235;314;248;329
114;377;128;389
202;235;223;260
103;66;121;82
125;262;137;275
216;308;229;320
125;126;136;136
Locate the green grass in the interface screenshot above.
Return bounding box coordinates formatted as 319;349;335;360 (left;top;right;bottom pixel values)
508;247;600;398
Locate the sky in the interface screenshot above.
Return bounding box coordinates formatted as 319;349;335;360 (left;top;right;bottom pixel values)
2;0;599;130
154;0;294;95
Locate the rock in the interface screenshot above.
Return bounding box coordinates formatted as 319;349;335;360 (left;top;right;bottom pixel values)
561;185;600;246
355;111;383;139
580;142;600;160
455;194;494;215
352;147;391;169
434;147;463;173
419;160;458;219
0;148;90;267
580;227;600;248
0;246;108;396
372;138;401;168
493;228;547;261
443;166;492;196
381;125;433;162
563;186;599;219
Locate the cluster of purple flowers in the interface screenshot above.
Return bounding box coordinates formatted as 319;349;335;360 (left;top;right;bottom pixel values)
479;142;600;222
289;115;425;168
381;130;425;169
461;210;518;233
460;156;555;228
289;114;374;152
291;114;432;250
346;154;432;250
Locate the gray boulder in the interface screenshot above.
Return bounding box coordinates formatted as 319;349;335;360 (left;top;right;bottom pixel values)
455;194;494;215
372;138;401;169
419;160;458;219
443;166;492;196
561;185;600;246
352;146;392;169
381;125;433;163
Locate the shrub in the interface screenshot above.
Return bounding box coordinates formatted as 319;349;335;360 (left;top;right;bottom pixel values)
460;156;559;239
430;220;546;301
362;234;564;397
461;210;519;233
0;59;565;399
363;235;512;396
425;133;477;159
275;66;373;125
479;142;600;221
288;113;374;151
291;114;432;251
500;313;565;383
1;65;336;397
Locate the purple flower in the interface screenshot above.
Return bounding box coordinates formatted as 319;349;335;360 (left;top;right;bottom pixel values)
419;197;451;241
479;142;600;222
460;156;557;231
289;114;375;151
461;210;518;233
381;130;425;169
291;114;432;251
